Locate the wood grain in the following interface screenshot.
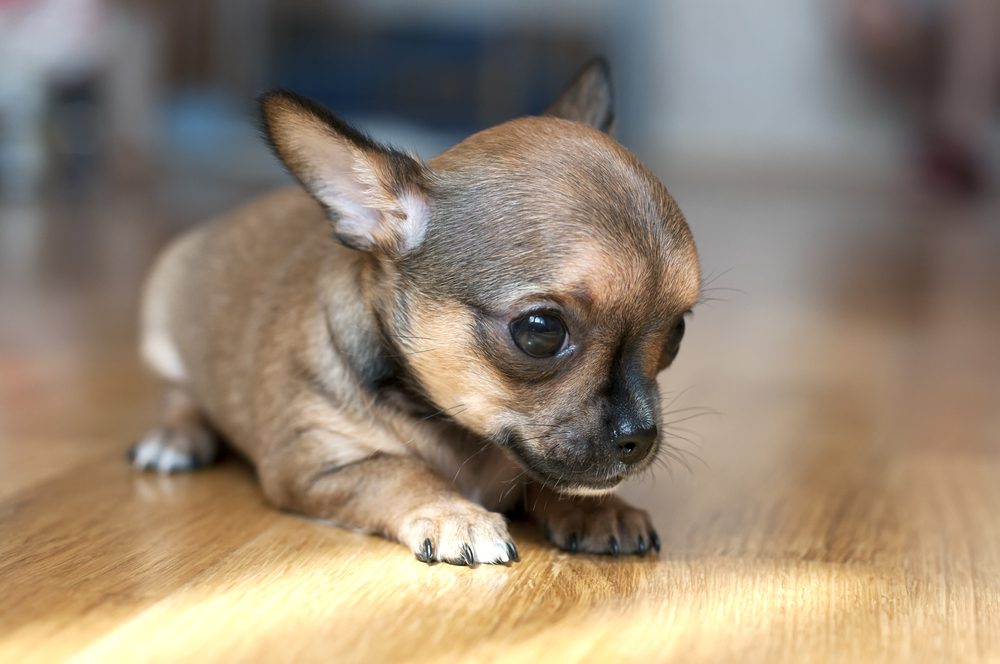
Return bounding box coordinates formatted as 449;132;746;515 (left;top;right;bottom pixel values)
1;183;998;663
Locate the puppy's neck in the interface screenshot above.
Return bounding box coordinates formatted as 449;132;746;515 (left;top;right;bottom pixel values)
333;258;440;419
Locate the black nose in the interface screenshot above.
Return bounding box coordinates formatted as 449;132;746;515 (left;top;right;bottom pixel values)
614;424;657;464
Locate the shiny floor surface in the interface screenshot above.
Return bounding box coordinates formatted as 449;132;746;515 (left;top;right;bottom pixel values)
1;179;998;663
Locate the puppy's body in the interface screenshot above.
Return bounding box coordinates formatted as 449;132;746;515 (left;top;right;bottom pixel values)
143;186;521;510
135;63;700;565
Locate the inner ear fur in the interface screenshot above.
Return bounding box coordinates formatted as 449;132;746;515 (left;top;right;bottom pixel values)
259;89;431;256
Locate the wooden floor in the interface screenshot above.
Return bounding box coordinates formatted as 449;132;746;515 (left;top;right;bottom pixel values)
1;178;999;663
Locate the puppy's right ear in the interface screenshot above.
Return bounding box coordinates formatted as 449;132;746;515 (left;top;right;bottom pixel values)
544;58;614;132
259;90;430;257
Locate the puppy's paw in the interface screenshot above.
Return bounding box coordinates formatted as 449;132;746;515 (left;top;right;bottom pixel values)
399;500;519;566
129;426;217;474
541;495;660;556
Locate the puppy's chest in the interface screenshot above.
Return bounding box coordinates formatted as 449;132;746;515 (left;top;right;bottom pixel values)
427;426;526;513
376;387;527;512
452;445;525;513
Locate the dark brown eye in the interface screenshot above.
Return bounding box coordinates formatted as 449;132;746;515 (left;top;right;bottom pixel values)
661;317;686;367
510;314;566;358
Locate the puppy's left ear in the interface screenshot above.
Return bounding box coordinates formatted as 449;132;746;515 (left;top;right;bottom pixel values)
259;90;430;257
544;57;614;132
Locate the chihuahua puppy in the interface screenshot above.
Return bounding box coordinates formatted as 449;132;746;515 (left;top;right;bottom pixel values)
133;60;700;565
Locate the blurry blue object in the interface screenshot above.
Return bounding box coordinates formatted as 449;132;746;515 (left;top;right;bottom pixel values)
163;91;247;158
269;23;591;134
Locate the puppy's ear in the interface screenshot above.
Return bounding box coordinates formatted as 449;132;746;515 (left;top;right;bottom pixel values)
259;90;430;256
544;58;614;132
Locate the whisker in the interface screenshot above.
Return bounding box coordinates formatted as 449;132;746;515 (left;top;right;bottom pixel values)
499;470;527;503
699;266;737;289
414;403;467;425
452;440;493;485
663;411;717;427
659;385;699;411
661;429;702;449
657;440;707;473
661;403;715;412
661;423;705;441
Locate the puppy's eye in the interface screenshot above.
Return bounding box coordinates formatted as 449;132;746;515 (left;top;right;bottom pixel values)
510;314;567;358
661;317;686;367
671;317;686;344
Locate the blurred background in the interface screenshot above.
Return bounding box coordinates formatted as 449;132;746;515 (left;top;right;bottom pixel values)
3;0;998;209
3;4;1000;657
1;0;998;488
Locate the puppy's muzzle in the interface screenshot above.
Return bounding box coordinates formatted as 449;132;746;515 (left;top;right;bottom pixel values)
501;419;659;494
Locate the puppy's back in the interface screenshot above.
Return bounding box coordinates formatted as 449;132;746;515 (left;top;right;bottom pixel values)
140;186;333;438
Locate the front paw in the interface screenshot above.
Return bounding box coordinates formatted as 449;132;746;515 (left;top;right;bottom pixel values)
399;500;519;566
541;495;660;556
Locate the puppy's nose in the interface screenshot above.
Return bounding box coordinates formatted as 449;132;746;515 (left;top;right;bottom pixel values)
614;424;657;465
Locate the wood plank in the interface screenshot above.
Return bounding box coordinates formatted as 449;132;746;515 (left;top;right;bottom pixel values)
1;183;998;662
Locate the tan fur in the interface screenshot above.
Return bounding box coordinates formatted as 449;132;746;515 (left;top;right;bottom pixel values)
140;188;526;562
135;61;700;565
402;300;514;435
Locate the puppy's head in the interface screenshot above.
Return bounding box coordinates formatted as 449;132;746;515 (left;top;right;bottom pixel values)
260;60;700;495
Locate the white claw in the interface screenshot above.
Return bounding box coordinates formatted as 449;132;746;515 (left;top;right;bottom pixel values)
131;433;165;468
155;447;192;474
131;431;198;474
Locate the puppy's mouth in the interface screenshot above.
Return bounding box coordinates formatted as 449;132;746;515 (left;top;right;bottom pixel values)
496;430;630;495
558;478;624;497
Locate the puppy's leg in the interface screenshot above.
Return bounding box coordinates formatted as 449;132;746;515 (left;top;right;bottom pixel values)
524;484;661;556
261;441;518;566
130;386;219;473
